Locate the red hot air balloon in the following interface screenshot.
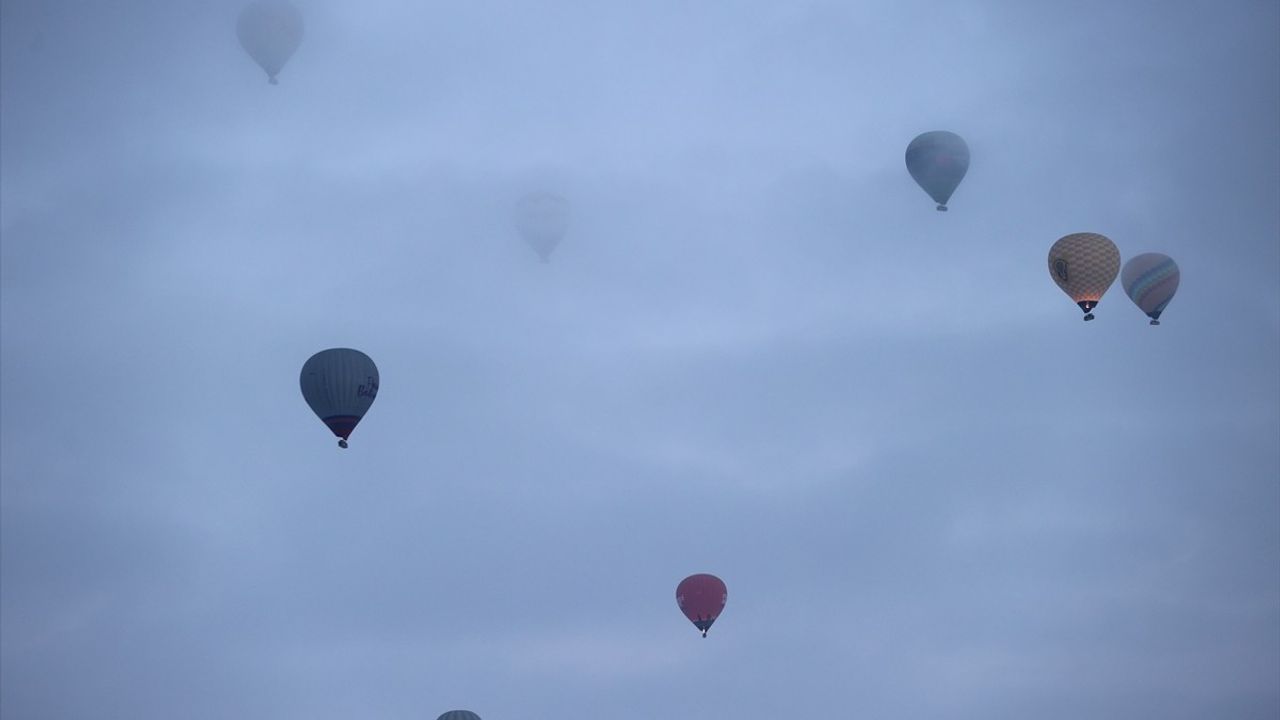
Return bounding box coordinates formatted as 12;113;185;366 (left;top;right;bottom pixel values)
676;574;727;637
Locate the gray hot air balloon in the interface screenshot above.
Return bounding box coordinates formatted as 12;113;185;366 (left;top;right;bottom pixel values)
437;712;481;720
237;1;304;85
300;348;378;448
514;191;570;263
906;131;970;211
1122;252;1180;325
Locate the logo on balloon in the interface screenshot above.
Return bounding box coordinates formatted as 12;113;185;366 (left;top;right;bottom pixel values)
358;377;379;399
1053;258;1069;282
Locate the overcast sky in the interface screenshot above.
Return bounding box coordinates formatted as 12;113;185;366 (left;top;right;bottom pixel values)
2;1;1278;718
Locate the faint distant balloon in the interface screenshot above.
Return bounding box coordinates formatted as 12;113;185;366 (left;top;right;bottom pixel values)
1047;233;1121;321
437;712;481;720
515;191;570;263
677;573;727;638
906;131;969;211
237;1;304;85
1122;252;1180;325
300;348;378;448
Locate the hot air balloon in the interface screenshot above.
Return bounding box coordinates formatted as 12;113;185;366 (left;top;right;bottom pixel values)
437;712;481;720
906;131;969;211
237;1;304;85
1122;253;1180;325
676;573;727;638
514;191;569;263
1048;233;1121;321
300;348;378;448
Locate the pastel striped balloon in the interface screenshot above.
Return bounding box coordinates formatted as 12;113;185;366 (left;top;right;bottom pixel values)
1047;232;1121;321
1122;252;1180;325
300;348;379;448
437;712;481;720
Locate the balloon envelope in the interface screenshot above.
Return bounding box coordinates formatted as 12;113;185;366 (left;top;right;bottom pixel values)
300;348;379;448
676;573;727;637
514;192;569;262
1122;252;1180;325
1047;232;1121;320
906;131;969;210
437;712;481;720
237;1;304;84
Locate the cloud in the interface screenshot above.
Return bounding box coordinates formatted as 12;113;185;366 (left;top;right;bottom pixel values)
2;1;1278;718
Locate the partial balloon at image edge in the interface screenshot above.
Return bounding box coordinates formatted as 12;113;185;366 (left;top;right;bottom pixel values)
237;0;304;85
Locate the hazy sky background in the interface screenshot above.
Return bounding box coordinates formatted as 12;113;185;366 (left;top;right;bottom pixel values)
2;1;1278;718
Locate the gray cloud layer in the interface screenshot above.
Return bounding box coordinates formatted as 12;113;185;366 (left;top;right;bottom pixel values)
3;1;1278;718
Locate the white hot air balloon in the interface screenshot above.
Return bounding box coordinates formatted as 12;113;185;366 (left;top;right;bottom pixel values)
514;191;570;263
237;1;304;85
300;348;378;448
